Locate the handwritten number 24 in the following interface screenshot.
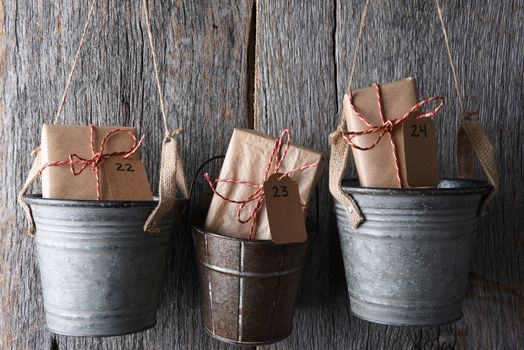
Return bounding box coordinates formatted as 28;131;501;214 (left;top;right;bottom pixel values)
410;123;428;138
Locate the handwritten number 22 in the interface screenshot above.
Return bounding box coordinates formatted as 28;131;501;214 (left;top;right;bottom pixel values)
116;163;135;172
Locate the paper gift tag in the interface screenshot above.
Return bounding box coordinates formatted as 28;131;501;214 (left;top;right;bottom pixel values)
402;115;440;187
263;173;307;244
103;157;154;201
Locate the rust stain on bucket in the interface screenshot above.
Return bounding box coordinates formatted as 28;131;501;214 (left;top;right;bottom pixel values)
192;226;308;346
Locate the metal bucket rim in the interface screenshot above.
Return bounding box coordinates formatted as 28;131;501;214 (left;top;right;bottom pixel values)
350;310;463;327
46;321;157;338
23;194;186;208
203;325;292;346
192;225;309;246
341;178;492;196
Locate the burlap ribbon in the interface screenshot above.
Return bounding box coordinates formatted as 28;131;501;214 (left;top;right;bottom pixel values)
329;0;499;228
456;112;499;214
18;148;43;236
329;130;364;227
17;0;189;235
143;130;189;232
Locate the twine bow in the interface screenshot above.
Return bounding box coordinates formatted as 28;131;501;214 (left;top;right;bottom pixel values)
344;83;445;187
38;124;145;200
204;129;320;239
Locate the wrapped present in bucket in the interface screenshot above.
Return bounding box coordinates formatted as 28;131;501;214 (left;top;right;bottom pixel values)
40;124;153;201
14;0;190;337
196;128;323;345
327;0;499;328
17;123;182;336
204;128;325;242
342;77;445;188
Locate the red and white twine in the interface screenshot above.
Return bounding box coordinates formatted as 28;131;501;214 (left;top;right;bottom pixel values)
204;129;320;239
38;125;145;200
344;83;445;187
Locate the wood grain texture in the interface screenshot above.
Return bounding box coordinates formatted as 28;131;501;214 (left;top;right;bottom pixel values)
0;0;253;349
0;0;522;349
255;1;345;350
256;0;523;349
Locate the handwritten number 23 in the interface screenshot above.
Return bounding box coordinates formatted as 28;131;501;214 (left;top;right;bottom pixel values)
272;185;289;198
116;163;135;172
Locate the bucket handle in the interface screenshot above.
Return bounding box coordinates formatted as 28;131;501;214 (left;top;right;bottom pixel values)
188;155;320;242
188;155;226;205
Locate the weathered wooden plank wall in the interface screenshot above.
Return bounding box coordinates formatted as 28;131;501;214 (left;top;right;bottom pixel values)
1;0;522;349
0;0;253;349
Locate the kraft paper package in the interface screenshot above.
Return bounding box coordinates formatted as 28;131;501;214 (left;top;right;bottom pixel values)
41;124;153;201
343;77;441;188
204;128;325;240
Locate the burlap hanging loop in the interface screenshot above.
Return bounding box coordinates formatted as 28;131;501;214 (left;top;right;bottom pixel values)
456;115;499;214
327;0;370;227
17;148;43;236
329;131;365;228
143;132;189;232
434;0;499;212
142;0;189;232
17;0;189;235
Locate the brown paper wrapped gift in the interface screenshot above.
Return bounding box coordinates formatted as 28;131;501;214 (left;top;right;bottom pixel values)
41;124;153;201
204;128;325;240
343;77;442;188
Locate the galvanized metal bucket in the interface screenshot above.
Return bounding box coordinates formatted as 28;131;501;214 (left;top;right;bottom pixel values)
23;194;185;337
334;179;492;326
192;226;309;346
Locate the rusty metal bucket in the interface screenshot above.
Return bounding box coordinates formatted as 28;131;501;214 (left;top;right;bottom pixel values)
192;226;308;345
189;155;314;345
334;179;492;326
23;194;186;337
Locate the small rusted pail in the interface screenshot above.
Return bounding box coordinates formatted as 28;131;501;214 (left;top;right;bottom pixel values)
192;226;308;346
334;179;491;326
23;194;185;337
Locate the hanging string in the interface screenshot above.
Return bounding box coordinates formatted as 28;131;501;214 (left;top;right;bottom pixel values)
338;0;481;132
344;0;467;116
53;0;97;124
335;0;370;133
328;0;372;228
143;0;176;136
346;0;370;94
432;0;498;212
19;0;189;235
52;0;180;137
329;0;498;228
434;0;466;116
